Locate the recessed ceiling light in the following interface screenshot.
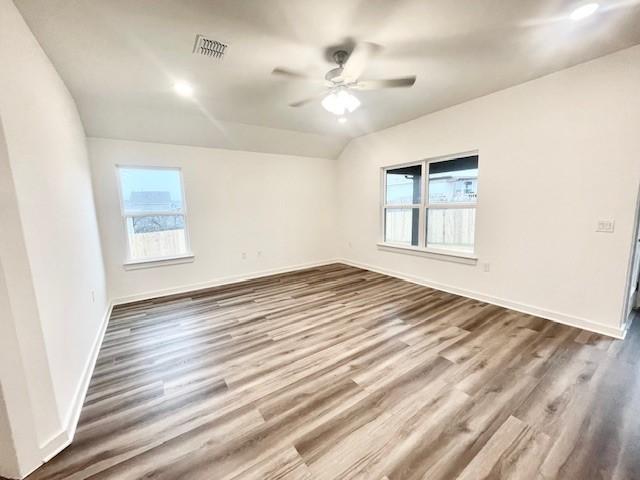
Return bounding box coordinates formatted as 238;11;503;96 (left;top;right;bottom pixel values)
570;3;599;21
174;81;194;97
338;117;347;124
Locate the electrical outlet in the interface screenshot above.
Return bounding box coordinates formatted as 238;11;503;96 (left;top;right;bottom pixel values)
348;241;353;249
596;219;615;233
483;262;490;273
241;252;247;260
91;290;96;303
257;251;262;257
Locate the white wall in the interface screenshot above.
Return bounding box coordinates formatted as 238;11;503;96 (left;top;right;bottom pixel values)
0;0;108;475
337;45;640;337
89;138;338;302
0;119;50;478
83;104;349;160
0;385;20;479
0;255;36;480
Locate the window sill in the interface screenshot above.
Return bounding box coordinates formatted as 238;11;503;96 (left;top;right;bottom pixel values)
376;243;477;265
123;253;195;270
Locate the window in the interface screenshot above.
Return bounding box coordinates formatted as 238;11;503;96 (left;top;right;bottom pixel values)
381;154;478;256
383;165;421;246
117;166;191;263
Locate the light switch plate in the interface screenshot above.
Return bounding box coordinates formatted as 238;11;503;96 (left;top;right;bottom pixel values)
596;219;615;233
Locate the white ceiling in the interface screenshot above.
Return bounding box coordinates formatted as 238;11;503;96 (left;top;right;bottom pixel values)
14;0;640;158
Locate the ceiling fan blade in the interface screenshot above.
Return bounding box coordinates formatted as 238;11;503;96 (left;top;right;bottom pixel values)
272;67;313;80
289;91;326;107
340;42;382;83
352;76;417;90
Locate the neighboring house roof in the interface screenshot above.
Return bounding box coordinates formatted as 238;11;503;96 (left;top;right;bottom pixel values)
129;191;171;205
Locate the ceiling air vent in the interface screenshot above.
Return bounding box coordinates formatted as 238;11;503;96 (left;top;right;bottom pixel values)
192;34;228;60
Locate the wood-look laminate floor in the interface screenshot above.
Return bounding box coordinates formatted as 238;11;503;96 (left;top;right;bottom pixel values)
26;264;640;480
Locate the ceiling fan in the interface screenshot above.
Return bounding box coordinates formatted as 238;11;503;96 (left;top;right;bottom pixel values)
272;42;416;116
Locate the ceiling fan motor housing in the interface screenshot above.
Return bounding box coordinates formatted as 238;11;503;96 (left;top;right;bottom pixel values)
332;50;349;66
325;50;350;84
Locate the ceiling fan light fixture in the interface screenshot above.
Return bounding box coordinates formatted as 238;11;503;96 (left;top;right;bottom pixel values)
321;89;360;115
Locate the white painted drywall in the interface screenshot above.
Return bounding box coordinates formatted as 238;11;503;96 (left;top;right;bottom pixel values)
0;385;20;479
0;256;35;480
337;45;640;336
0;120;51;477
82;104;349;160
88;138;338;302
0;0;109;475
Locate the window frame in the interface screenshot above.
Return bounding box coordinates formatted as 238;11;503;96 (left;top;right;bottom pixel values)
116;164;194;267
379;151;479;262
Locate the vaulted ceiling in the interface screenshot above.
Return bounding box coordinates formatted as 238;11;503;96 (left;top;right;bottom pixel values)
14;0;640;158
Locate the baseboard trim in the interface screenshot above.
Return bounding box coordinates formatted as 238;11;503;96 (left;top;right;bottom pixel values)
65;302;113;439
39;429;68;464
339;258;626;339
112;259;341;306
38;301;114;468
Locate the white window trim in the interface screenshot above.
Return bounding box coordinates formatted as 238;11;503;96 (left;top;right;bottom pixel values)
116;164;194;266
123;253;195;270
376;243;477;264
379;150;479;263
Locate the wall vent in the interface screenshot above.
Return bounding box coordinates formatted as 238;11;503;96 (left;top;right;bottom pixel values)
192;34;228;59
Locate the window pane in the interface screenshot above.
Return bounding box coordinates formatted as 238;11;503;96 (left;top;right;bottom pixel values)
385;165;422;205
385;208;419;246
428;156;478;204
127;215;187;260
119;167;183;214
426;208;475;253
